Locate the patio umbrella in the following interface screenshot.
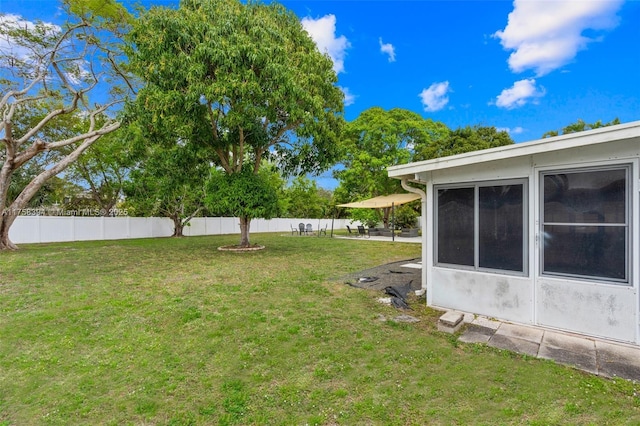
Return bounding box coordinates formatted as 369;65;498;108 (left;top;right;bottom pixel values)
337;193;422;241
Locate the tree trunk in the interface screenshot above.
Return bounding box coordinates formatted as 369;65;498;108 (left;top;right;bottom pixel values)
171;214;184;237
239;216;251;247
99;198;118;217
382;207;390;228
0;135;101;250
0;214;18;250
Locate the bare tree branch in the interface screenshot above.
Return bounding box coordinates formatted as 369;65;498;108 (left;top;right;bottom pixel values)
0;70;46;109
0;11;135;249
46;119;121;150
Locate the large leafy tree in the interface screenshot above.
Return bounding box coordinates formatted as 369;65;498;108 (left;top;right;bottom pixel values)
413;125;513;161
334;107;448;227
282;176;332;219
0;0;134;250
127;0;344;247
64;126;134;215
10;171;85;213
205;166;281;237
124;136;209;237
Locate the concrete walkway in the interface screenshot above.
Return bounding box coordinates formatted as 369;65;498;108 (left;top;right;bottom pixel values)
335;235;422;243
457;315;640;381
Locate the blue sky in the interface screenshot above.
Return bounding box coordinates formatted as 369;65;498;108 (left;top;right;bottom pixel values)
3;0;640;189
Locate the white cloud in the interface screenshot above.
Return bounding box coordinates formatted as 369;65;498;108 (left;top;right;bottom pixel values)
65;72;82;85
339;86;355;106
379;37;395;62
419;81;451;112
0;14;61;61
494;0;623;76
497;126;525;135
495;78;545;109
301;15;350;74
64;60;92;86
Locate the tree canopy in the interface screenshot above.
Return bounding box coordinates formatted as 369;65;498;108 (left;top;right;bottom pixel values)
281;176;333;219
542;118;621;138
63;125;133;215
413;125;513;161
126;0;344;247
205;166;280;230
334;107;448;198
123;129;210;237
334;107;448;227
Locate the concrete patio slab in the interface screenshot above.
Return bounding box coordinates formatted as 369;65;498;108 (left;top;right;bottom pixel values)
457;314;640;381
458;323;494;344
542;330;596;353
471;316;501;331
538;344;598;375
335;235;421;243
488;333;540;357
597;341;640;380
494;322;544;344
462;312;475;323
538;331;598;374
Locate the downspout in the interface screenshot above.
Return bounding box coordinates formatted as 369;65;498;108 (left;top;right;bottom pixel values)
401;178;427;296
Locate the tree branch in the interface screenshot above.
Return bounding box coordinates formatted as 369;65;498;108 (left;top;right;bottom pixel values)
0;70;46;110
107;51;136;94
11;139;47;169
7;133;101;218
237;126;245;172
45;104;122;149
213;147;230;173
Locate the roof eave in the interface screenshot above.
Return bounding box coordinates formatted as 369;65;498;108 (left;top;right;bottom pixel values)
388;120;640;179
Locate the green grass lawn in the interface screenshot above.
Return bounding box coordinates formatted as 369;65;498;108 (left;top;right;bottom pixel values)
1;233;639;425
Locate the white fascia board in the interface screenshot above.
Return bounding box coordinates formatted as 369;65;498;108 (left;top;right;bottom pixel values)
388;120;640;180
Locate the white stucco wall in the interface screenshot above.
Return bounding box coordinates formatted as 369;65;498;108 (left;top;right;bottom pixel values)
536;278;637;342
431;268;533;324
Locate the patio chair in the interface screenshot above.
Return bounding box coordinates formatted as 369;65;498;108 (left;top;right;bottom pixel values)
299;223;306;235
357;225;368;238
318;224;327;236
291;224;299;235
346;225;355;236
306;223;313;235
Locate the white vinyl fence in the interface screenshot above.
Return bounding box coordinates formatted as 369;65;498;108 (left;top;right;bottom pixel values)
9;216;356;244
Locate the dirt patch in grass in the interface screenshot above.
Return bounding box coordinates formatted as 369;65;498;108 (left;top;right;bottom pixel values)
338;258;422;294
218;244;265;252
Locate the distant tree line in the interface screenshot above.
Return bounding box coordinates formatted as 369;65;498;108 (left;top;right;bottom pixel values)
542;118;620;138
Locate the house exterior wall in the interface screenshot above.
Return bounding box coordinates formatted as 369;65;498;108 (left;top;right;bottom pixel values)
431;268;533;324
419;138;640;345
